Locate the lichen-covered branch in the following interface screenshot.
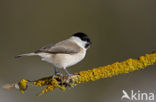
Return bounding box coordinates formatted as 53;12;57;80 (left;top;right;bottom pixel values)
3;52;156;96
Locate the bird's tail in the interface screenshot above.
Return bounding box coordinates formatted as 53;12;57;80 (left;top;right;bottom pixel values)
15;53;37;59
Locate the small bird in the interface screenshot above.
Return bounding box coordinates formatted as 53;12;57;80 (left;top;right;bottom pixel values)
15;32;91;77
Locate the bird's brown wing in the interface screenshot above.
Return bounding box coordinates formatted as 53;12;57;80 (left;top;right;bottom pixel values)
35;39;81;54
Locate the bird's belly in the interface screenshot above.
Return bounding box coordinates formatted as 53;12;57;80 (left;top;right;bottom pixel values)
51;52;86;68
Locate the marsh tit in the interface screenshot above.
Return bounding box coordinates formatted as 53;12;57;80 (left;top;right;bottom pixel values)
15;32;91;76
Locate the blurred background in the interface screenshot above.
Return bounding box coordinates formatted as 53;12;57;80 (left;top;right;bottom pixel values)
0;0;156;102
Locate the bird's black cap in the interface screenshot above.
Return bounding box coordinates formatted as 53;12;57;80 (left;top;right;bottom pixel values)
73;32;92;48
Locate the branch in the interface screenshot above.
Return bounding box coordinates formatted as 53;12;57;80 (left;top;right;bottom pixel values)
3;51;156;96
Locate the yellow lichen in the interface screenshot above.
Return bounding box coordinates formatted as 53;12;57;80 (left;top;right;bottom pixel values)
19;79;28;93
75;52;156;84
16;52;156;95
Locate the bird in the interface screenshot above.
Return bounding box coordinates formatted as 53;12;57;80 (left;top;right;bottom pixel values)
15;32;92;77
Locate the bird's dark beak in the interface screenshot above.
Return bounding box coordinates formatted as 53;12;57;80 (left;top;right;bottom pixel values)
85;41;92;49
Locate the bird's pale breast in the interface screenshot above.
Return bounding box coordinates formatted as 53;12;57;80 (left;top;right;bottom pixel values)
50;49;86;68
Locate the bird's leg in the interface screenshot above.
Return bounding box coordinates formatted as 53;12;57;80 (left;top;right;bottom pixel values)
64;68;73;77
52;67;62;79
63;68;74;85
54;67;59;75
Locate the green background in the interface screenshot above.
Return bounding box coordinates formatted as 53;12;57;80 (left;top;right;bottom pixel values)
0;0;156;102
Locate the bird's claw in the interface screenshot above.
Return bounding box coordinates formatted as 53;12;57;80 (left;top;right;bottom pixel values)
66;73;74;82
52;72;63;80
